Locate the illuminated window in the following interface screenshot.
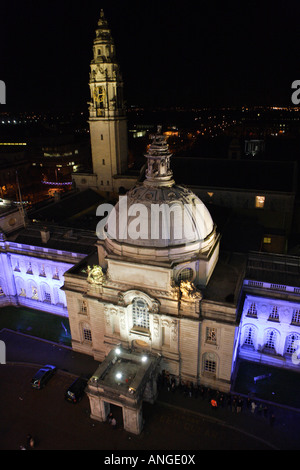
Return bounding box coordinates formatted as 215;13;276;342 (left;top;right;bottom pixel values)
27;262;33;275
132;298;149;331
31;286;38;300
268;306;279;321
243;325;255;347
265;329;277;351
80;300;88;315
286;333;300;355
52;268;59;280
263;237;272;244
44;292;51;303
206;327;217;344
255;195;265;208
14;261;21;272
247;302;257;318
39;264;46;277
292;309;300;325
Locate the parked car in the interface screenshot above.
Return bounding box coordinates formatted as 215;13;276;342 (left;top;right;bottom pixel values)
65;377;88;403
31;365;57;389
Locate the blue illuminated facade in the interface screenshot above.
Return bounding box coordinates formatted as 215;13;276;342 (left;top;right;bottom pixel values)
0;219;96;317
236;252;300;373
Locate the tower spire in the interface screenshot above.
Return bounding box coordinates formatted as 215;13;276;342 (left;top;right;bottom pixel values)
87;9;128;193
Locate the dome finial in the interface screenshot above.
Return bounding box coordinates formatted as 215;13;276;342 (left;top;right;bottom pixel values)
144;126;174;187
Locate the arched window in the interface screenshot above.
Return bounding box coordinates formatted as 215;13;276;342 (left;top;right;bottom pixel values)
243;325;256;348
132;298;149;331
41;283;51;303
178;267;194;283
264;329;278;352
285;333;300;355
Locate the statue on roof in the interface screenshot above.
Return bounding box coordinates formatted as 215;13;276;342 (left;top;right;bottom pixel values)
180;280;202;300
87;265;106;285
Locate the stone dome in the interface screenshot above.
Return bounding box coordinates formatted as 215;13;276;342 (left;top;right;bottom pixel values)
104;128;217;262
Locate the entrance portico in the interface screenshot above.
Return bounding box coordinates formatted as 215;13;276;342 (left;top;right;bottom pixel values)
86;347;160;434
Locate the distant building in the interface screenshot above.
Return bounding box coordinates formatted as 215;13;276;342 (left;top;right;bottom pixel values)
245;139;265;157
0;212;97;316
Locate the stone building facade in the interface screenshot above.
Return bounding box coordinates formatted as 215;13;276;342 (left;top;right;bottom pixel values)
64;129;240;392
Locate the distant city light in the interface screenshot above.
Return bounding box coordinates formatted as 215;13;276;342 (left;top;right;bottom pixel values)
41;181;72;186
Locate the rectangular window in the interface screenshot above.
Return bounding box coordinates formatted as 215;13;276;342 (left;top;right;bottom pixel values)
80;300;87;315
39;264;46;277
206;327;217;344
292;309;300;324
83;328;92;342
102;158;105;165
204;359;216;374
268;306;279;321
255;195;265;208
27;262;33;275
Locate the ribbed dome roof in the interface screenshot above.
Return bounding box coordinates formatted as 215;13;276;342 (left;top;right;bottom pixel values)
104;128;216;261
106;184;214;247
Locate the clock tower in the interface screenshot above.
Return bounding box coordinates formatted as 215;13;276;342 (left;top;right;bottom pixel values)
88;10;128;194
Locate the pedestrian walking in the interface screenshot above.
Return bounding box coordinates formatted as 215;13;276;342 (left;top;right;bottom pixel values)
26;434;35;449
210;398;218;410
251;401;257;414
236;397;243;413
231;395;237;412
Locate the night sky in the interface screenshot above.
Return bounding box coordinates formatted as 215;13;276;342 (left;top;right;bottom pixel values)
1;0;300;112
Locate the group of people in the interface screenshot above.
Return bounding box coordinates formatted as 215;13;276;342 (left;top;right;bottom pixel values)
157;370;276;425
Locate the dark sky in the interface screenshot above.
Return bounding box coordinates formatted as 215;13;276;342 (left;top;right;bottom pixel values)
0;0;299;112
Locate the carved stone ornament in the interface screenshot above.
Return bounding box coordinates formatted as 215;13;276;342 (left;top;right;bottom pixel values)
86;265;106;285
180;280;202;300
117;292;125;306
151;300;160;314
